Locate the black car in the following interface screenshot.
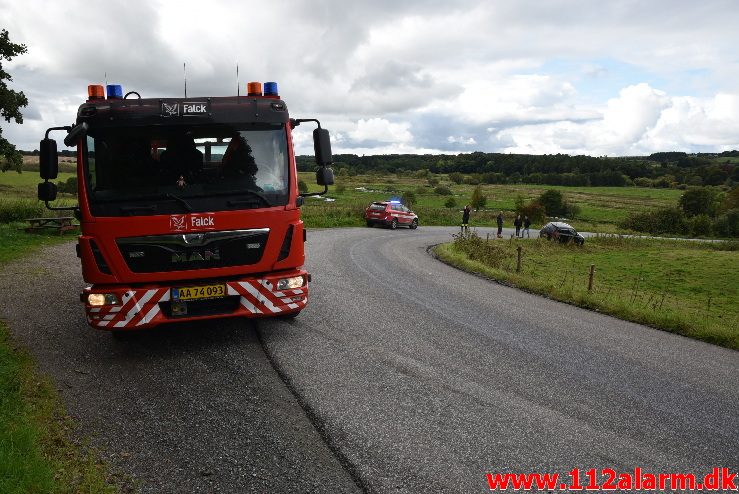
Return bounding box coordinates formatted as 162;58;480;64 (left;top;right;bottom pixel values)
539;222;585;245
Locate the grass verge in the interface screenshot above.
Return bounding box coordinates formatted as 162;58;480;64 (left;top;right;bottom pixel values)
434;234;738;350
0;225;121;493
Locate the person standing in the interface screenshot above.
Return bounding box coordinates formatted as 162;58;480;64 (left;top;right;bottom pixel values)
461;204;471;232
514;214;523;237
496;211;503;238
523;215;531;238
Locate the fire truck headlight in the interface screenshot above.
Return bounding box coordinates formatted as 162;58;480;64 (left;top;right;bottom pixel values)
276;276;304;291
87;293;119;306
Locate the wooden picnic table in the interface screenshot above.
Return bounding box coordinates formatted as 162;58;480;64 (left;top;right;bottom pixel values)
24;216;79;234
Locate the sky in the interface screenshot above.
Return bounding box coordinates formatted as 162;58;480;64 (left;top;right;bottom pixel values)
2;0;739;157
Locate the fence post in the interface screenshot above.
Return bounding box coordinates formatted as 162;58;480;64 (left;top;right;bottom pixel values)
516;245;522;273
588;264;595;292
486;233;490;243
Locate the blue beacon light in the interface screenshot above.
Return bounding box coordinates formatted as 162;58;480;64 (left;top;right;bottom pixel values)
106;84;123;99
264;81;279;96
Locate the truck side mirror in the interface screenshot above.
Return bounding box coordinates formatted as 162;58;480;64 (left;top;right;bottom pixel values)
38;181;58;202
313;128;332;167
316;166;334;186
63;122;88;147
39;138;59;180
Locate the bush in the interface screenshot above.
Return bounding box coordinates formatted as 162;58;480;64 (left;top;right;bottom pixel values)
470;185;487;210
448;172;463;184
298;180;308;193
679;187;720;217
519;201;546;223
720;186;739;212
57;176;78;195
434;186;452;196
538;190;563;216
653;176;675;188
335;184;346;193
444;197;457;209
713;209;739;237
689;214;712;237
538;189;578;218
619;207;689;235
0;198;45;223
633;177;653;187
427;177;439;187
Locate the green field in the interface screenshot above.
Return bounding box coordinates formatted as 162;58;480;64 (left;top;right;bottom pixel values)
0;170;76;199
299;172;683;232
436;235;739;349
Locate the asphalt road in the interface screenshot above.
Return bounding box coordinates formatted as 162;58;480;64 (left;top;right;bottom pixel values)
1;226;737;493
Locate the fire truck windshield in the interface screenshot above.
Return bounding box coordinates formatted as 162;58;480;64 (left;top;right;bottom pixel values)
83;124;289;216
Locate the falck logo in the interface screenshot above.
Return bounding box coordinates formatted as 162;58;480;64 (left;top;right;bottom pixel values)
170;215;186;231
183;102;208;115
169;214;216;232
161;102;180;117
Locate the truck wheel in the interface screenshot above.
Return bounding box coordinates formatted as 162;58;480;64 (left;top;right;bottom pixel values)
366;221;373;227
390;218;398;230
410;219;418;229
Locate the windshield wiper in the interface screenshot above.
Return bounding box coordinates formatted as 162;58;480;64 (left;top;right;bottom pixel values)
225;190;273;208
165;193;193;212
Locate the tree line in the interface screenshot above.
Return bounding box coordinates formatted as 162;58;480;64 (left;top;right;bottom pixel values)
297;151;738;188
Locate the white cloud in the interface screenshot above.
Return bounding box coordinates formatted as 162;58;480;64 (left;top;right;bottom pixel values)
600;83;670;144
348;118;413;144
2;0;739;155
447;136;476;145
493;85;739;155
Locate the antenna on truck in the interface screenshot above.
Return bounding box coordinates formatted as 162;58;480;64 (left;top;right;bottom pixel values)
183;62;187;97
236;62;240;97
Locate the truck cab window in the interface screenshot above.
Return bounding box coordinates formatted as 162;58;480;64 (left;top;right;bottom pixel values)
84;124;289;216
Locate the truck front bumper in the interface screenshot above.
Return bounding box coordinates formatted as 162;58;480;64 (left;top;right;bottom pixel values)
83;270;308;330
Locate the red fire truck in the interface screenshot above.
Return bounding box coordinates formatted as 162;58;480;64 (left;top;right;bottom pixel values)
38;81;334;335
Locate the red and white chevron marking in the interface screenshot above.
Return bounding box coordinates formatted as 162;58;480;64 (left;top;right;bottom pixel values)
86;279;307;329
87;287;170;328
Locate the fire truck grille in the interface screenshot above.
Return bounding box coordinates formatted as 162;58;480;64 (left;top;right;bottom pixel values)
116;229;269;273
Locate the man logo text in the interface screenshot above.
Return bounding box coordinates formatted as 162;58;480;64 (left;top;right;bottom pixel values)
171;249;221;263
